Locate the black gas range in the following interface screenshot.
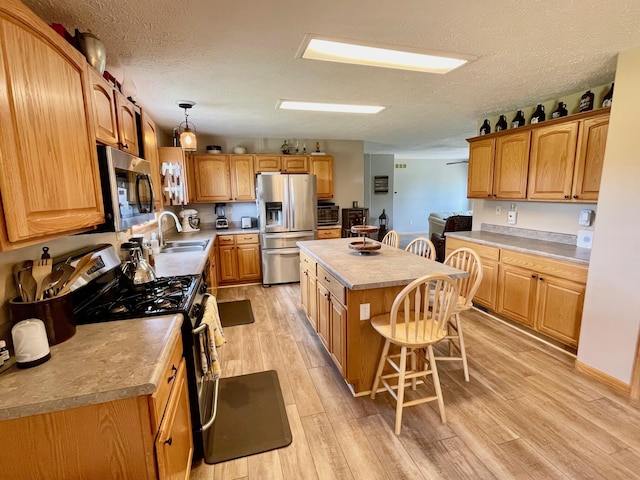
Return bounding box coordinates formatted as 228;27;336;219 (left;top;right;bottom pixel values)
63;244;214;462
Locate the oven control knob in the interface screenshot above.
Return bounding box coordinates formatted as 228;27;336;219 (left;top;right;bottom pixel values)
192;303;203;319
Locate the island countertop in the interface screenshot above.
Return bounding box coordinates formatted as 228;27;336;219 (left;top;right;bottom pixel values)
297;238;466;291
0;315;182;421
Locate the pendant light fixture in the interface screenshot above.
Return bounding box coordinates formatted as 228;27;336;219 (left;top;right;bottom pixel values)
178;101;197;152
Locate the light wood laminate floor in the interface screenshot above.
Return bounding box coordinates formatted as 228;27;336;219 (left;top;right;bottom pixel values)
190;284;640;480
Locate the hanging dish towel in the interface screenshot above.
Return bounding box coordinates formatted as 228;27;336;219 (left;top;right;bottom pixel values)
199;294;225;380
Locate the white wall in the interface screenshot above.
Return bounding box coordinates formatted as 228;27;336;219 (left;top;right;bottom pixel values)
472;200;597;236
392;158;470;232
577;48;640;384
364;154;394;227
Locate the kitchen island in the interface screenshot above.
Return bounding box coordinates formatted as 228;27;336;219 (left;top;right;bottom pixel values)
297;238;466;395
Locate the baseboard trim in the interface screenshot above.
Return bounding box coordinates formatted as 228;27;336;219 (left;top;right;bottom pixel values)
574;361;631;394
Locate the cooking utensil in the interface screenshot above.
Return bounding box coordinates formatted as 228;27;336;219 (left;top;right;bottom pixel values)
39;269;64;301
19;268;37;303
56;257;98;297
52;264;75;296
12;260;32;301
32;248;52;304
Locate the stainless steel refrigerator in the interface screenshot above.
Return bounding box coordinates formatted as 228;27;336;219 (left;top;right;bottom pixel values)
257;174;317;285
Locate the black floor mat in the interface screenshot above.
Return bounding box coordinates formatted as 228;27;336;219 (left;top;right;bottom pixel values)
204;370;292;464
218;299;255;327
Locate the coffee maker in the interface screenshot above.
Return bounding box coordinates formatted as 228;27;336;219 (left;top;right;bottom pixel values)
215;203;228;229
179;208;200;232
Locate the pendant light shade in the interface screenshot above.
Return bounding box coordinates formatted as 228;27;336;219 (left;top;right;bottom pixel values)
178;101;197;152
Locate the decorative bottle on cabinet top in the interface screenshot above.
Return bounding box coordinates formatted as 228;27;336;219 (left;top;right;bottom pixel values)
511;110;526;128
551;101;568;119
579;90;595;112
530;104;546;124
602;83;614;107
495;115;508;132
479;119;491;135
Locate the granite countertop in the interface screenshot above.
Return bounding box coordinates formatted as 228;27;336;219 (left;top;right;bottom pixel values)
446;231;590;265
298;238;466;291
0;315;182;421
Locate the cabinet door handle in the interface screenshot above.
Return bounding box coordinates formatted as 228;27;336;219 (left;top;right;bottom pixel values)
573;195;579;199
487;194;492;197
539;277;544;281
164;437;173;446
531;274;537;279
167;364;178;383
564;195;570;199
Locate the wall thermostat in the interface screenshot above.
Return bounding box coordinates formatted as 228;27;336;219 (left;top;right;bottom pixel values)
579;209;594;226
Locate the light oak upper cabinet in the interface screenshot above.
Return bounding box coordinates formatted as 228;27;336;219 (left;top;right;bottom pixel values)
254;154;310;173
190;155;232;202
0;0;104;250
311;155;334;199
190;154;255;202
140;110;163;213
467;109;609;203
527;121;579;200
494;131;530;199
254;155;281;172
88;67;118;145
467;133;529;199
467;138;495;198
572;113;609;201
230;155;256;201
88;68;139;156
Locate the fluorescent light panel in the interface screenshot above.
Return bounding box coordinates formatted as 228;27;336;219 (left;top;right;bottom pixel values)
299;36;473;74
278;100;385;114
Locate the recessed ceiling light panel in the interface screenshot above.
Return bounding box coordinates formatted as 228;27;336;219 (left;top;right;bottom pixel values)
277;100;386;114
297;35;475;74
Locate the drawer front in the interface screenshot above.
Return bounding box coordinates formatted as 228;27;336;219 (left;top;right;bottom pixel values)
317;264;346;305
300;250;317;276
317;227;341;239
151;334;184;432
217;235;235;246
447;237;500;261
501;250;588;283
235;233;259;244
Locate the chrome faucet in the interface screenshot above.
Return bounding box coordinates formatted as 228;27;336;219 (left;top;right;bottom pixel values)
157;211;183;248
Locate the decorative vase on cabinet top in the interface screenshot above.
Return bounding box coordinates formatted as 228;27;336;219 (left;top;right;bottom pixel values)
76;30;106;75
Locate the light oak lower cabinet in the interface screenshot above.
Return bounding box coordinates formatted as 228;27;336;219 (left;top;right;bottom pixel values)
217;234;261;285
447;238;587;348
317;226;342;239
300;251;318;330
207;244;219;296
0;333;192;479
316;265;347;375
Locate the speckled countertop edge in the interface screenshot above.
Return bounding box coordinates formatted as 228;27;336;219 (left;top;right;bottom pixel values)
446;231;590;265
298;238;467;290
0;315;182;421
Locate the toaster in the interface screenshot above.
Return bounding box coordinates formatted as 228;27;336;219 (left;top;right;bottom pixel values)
241;216;252;229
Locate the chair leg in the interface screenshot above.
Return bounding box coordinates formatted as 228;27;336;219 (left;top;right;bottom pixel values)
371;339;391;399
427;345;446;423
454;313;470;382
410;349;417;390
395;346;408;435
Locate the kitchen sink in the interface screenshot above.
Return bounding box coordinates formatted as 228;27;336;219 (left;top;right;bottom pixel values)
161;239;209;253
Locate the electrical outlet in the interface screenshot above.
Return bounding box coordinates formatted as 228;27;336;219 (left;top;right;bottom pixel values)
360;303;370;321
507;210;517;224
495;206;501;215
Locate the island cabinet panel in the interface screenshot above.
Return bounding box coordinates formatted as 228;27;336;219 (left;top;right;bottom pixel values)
317;264;347;375
300;251;318;329
316;282;331;351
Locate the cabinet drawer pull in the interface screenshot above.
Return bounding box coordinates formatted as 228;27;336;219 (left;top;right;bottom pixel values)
167;364;178;383
531;274;537;278
324;276;330;283
164;437;173;446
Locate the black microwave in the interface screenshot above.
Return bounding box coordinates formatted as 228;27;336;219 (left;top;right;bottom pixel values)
317;204;339;225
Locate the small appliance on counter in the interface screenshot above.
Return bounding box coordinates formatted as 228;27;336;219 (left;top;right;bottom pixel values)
215;203;228;229
12;318;51;368
180;208;200;232
241;216;252;229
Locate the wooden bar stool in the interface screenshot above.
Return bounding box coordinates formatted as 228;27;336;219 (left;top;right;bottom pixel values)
370;274;459;434
381;230;400;248
405;237;437;260
434;247;483;381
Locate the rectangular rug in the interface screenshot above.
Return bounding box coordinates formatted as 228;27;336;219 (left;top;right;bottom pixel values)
204;370;292;464
218;299;255;327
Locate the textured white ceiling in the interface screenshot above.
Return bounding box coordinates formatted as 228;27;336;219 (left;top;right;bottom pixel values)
23;0;640;159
